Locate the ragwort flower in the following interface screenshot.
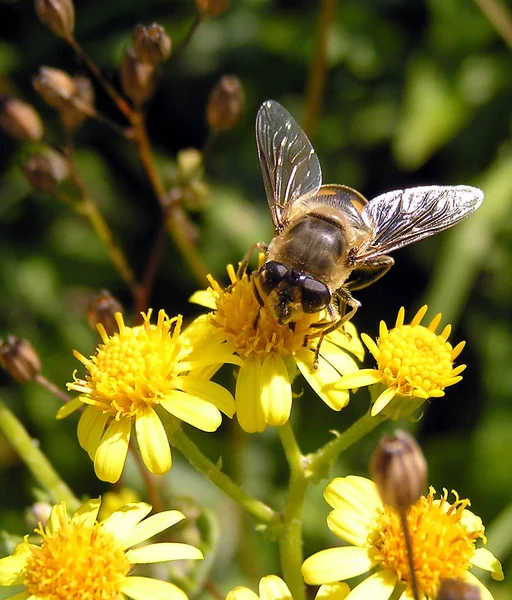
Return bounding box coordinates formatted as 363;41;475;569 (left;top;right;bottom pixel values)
189;264;364;433
336;306;465;418
0;497;203;600
227;575;350;600
59;309;239;482
302;476;503;600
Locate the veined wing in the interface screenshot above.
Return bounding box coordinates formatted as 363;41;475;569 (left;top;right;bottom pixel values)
354;185;483;259
256;100;322;230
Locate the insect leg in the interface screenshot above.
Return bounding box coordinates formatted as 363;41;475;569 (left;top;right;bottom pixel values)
236;241;268;279
345;255;394;291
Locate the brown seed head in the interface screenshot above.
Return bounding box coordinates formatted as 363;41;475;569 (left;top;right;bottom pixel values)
436;578;481;600
195;0;230;17
60;75;95;132
206;75;243;131
120;49;155;108
370;429;427;512
35;0;75;40
33;66;76;111
22;150;68;192
0;95;44;141
0;335;41;383
133;23;171;66
87;290;123;337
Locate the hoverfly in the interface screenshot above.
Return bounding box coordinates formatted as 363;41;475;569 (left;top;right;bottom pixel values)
246;100;483;365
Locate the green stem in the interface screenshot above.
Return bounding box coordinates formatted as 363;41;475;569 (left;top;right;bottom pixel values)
173;427;279;528
277;422;308;600
0;396;79;510
308;411;386;476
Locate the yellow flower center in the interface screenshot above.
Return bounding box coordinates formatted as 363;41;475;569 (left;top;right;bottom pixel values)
378;324;455;397
68;310;183;419
369;489;484;598
207;268;319;359
24;521;130;600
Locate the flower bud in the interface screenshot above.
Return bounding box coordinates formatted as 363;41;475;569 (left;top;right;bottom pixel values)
0;335;41;383
34;0;75;40
60;75;95;132
26;501;52;529
33;66;76;111
436;578;481;600
133;23;171;66
206;75;243;131
195;0;230;17
120;50;155;107
22;150;68;192
87;290;123;336
0;95;44;141
370;429;427;511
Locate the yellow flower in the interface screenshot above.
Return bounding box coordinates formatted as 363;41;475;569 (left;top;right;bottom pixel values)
189;265;364;433
0;497;203;600
336;306;465;418
59;309;240;483
302;476;503;600
227;575;350;600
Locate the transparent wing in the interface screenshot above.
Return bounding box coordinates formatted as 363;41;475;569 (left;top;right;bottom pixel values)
256;100;322;229
355;185;484;259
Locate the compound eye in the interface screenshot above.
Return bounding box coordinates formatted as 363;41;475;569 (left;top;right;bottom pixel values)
301;277;331;313
257;261;289;296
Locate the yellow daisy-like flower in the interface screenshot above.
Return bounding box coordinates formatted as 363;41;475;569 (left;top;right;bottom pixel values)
336;306;465;418
189;265;365;433
302;476;504;600
59;309;240;483
0;497;203;600
227;575;350;600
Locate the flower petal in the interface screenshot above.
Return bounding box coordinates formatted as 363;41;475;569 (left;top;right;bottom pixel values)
120;510;185;549
235;358;266;433
72;497;101;528
135;407;171;475
470;547;504;580
336;369;383;390
102;503;153;540
316;582;351;600
325;476;382;516
176;376;235;417
227;587;260;600
260;354;292;427
325;322;365;361
371;386;397;416
94;418;131;483
302;547;374;584
189;290;216;309
259;575;292;600
120;576;188;600
160;390;222;432
126;542;203;564
463;572;495;600
56;397;82;419
0;544;31;585
347;570;396;600
3;591;30;600
77;406;109;459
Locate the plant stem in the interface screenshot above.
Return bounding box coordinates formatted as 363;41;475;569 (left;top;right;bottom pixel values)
173;427;279;527
277;422;307;600
35;374;71;404
473;0;512;49
128;440;164;512
0;396;79;510
170;14;204;65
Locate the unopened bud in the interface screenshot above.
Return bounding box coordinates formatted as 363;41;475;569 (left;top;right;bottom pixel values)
436;578;481;600
370;429;427;511
87;290;123;336
22;150;68;192
206;75;243;131
120;50;155;107
35;0;75;40
133;23;171;66
0;95;44;141
26;501;52;528
61;75;95;132
195;0;230;17
33;66;76;111
0;335;41;383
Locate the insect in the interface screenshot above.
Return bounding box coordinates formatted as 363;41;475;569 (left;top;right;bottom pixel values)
246;100;483;365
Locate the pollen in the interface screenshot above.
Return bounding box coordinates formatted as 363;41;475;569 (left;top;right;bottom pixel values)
23;520;130;600
369;488;484;598
207;266;319;359
68;310;182;419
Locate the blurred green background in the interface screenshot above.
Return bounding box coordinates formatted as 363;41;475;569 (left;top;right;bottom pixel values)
1;0;512;597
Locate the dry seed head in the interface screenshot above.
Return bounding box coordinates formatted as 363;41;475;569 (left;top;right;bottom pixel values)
370;429;427;511
120;50;155;107
33;66;76;111
87;290;123;337
206;75;243;131
61;75;95;132
0;335;42;383
0;95;44;141
35;0;75;40
133;23;171;65
436;578;481;600
196;0;230;17
22;150;68;192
